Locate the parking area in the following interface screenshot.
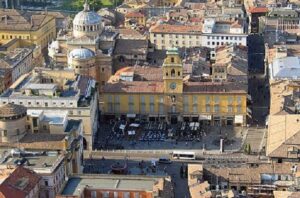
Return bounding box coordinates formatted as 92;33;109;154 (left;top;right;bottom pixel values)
94;120;247;151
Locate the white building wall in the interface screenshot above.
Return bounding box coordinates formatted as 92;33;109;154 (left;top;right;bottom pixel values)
201;34;247;48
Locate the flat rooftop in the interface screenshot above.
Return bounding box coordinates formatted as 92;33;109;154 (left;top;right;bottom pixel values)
61;175;163;196
0;148;63;171
270;57;300;80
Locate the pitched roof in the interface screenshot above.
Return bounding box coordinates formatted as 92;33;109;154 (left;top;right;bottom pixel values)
183;82;247;93
0;166;41;198
125;12;145;18
150;24;202;34
17;133;67;150
204;162;300;185
0;9;54;31
248;7;268;14
114;39;148;55
267;114;300;158
117;28;145;39
103;81;164;93
0;103;27;118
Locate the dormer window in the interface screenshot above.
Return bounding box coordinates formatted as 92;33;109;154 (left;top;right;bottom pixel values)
171;57;175;63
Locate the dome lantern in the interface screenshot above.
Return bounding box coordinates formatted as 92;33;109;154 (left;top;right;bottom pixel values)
83;0;90;12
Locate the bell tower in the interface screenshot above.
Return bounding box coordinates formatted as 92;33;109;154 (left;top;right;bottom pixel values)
163;48;183;94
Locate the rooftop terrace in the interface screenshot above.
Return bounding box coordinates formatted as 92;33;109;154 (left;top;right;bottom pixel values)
61;174;164;196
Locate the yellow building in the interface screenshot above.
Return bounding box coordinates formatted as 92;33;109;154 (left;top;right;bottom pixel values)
156;0;179;6
0;9;56;49
125;11;146;27
102;48;247;126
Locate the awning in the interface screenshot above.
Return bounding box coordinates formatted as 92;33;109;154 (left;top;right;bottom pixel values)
129;123;140;127
127;114;136;118
119;124;126;130
128;130;135;135
149;114;159;117
199;115;212;120
247;107;252;114
234;115;243;124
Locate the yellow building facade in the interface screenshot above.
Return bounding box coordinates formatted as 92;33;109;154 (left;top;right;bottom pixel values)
102;48;247;126
0;9;56;49
125;12;146;27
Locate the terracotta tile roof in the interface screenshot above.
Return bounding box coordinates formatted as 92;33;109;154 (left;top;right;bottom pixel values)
105;65;247;94
117;28;145;39
0;104;27;118
0;166;41;198
150;24;202;34
269;80;292;115
111;66;163;82
230;19;243;28
0;9;54;31
205;162;300;185
103;80;248;94
267;114;300;158
17;133;67;150
184;82;247;93
114;39;148;55
248;7;268;14
189;17;203;23
125;12;144;18
103;81;164;93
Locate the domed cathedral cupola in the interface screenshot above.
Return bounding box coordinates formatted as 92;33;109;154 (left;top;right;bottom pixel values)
67;47;99;82
73;0;103;38
163;47;183;94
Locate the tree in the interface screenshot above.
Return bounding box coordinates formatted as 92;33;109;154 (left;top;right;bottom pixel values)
244;144;251;155
62;0;102;11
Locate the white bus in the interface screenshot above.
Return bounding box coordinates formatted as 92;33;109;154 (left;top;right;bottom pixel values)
172;151;196;160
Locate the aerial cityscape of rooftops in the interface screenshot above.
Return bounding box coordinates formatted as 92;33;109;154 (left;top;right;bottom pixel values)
0;0;299;197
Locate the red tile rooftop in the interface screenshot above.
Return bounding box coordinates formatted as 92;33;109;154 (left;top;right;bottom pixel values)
103;81;247;94
125;12;145;18
0;166;41;198
150;24;202;34
248;7;268;13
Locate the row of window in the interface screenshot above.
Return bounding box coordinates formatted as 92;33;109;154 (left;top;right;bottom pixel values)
214;68;226;73
207;41;242;46
207;35;243;41
184;95;242;104
91;191;141;198
153;39;200;47
108;96;243;104
183;104;242;113
1;128;20;137
74;24;101;32
153;34;200;39
1;34;29;40
108;103;242;114
1;101;75;107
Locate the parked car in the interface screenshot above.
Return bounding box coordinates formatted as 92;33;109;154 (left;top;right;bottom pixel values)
158;157;172;164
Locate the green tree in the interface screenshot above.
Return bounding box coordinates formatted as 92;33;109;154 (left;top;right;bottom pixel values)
62;0;102;11
244;144;252;155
